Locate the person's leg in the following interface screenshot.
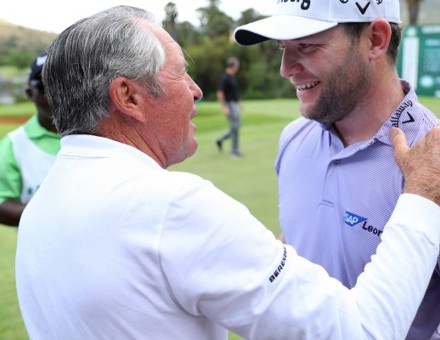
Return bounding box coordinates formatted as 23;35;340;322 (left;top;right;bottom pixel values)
216;129;231;152
229;102;241;156
216;102;235;152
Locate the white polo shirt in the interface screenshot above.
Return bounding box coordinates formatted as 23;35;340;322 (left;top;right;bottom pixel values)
16;134;440;339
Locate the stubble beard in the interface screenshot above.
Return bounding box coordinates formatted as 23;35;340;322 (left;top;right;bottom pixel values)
300;46;374;125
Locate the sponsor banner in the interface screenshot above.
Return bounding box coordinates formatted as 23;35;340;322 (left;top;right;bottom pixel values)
397;24;440;98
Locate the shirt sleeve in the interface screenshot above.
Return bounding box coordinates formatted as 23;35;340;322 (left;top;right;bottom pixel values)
160;176;440;339
0;136;22;204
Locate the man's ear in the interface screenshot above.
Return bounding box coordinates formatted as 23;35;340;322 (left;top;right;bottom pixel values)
109;77;146;123
367;18;392;61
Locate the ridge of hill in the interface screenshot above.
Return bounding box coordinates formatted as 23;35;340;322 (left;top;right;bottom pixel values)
0;19;57;54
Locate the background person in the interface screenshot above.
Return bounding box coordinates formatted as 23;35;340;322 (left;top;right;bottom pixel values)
0;52;60;227
215;57;242;157
15;5;440;340
234;0;440;338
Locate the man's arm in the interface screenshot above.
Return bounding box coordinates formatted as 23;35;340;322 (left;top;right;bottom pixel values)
0;199;25;226
216;90;229;116
163;126;440;339
0;136;23;227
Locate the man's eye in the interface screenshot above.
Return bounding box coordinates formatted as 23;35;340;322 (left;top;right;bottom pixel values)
299;44;317;53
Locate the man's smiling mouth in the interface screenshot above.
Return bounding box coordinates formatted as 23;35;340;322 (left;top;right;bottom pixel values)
296;81;320;91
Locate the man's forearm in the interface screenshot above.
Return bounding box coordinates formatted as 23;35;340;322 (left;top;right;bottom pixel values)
0;199;25;226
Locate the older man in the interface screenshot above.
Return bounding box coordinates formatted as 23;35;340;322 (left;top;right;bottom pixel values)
15;5;440;340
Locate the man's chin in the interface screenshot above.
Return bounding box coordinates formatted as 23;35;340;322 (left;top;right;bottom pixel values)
299;107;316;121
183;139;199;161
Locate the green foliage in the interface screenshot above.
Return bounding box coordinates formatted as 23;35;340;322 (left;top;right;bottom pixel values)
0;66;28;104
197;0;234;39
0;49;35;69
1;0;294;102
186;36;232;101
243;59;294;99
0;20;55;68
0;65;20;78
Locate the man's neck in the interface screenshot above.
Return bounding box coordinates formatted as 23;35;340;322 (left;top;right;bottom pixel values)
37;111;57;133
334;78;405;147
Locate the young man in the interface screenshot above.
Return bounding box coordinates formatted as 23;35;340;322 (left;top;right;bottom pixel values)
0;53;60;226
215;57;242;157
234;0;440;338
15;5;440;340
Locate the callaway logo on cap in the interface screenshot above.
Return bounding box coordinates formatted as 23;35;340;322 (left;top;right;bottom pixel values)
234;0;401;45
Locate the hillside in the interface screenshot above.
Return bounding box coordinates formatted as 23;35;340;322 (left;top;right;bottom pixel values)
0;19;57;69
0;19;57;55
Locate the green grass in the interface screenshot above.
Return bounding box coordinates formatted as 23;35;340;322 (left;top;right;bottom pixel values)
0;97;439;340
0;102;34;118
0;228;26;340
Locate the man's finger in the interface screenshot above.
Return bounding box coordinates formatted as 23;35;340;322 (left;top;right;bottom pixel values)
390;127;409;167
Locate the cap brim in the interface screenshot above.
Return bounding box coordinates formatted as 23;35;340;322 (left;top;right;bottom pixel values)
234;15;338;46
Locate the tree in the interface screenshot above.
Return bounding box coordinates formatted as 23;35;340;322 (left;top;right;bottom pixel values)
159;0;294;100
196;0;234;39
237;9;281;89
175;21;202;48
406;0;424;25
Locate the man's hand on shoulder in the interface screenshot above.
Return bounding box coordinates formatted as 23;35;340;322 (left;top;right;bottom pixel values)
391;126;440;205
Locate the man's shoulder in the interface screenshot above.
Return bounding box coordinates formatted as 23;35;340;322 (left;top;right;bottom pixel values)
0;133;14;157
219;72;229;80
0;125;25;152
276;118;322;162
5;115;43;142
411;102;439;142
166;170;211;191
280;117;320;141
417;103;438;123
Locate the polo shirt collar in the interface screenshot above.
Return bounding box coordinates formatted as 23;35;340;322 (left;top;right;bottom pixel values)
25;114;58;139
321;80;421;150
375;80;421;147
318;80;424;160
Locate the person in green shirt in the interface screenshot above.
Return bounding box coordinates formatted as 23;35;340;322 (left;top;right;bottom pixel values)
0;52;60;227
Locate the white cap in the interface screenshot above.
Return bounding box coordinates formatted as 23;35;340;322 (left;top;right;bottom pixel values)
234;0;401;45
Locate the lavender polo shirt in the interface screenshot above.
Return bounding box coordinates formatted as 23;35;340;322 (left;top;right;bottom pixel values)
275;81;440;339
